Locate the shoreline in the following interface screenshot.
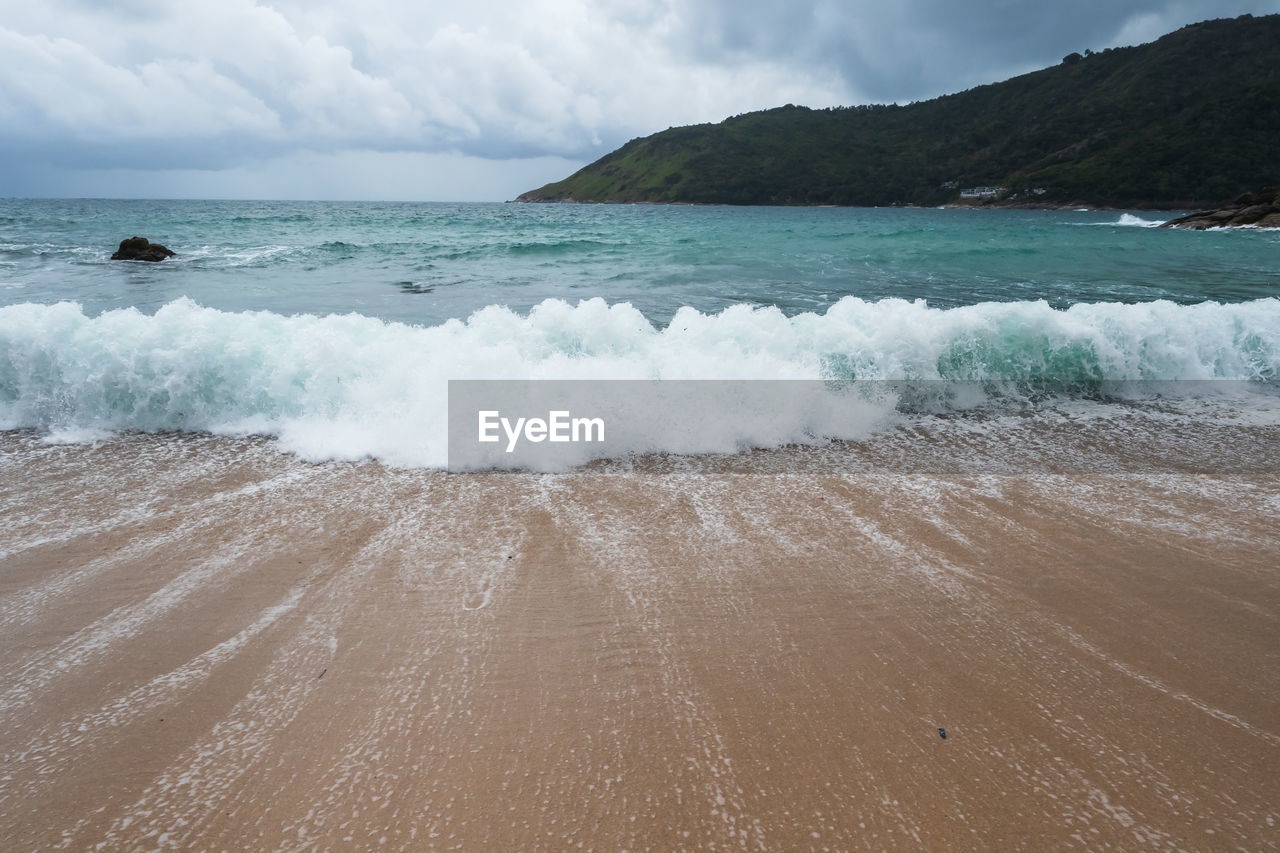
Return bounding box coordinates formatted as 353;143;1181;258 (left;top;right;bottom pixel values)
509;197;1191;213
2;428;1277;850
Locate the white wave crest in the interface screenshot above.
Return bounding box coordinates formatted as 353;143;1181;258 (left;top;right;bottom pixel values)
1;296;1277;466
1116;214;1165;227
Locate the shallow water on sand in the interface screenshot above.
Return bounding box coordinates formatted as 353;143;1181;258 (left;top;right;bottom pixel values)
1;423;1278;850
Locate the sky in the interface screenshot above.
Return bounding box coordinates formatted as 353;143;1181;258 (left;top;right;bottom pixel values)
1;0;1276;201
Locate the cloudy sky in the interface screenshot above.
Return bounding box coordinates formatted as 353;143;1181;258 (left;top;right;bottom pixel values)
1;0;1275;201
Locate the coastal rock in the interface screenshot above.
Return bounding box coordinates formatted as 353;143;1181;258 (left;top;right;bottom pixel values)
1161;188;1280;229
111;236;176;262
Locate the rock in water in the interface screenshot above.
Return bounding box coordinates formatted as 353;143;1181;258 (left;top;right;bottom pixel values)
1161;188;1280;229
111;236;176;262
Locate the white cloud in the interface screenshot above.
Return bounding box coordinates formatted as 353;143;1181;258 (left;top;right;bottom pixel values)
0;0;847;169
6;36;284;144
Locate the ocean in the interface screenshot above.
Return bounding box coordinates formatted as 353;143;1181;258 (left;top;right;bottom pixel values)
2;198;1278;466
3;198;1279;850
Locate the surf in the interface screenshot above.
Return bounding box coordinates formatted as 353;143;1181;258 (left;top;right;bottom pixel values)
1;295;1277;467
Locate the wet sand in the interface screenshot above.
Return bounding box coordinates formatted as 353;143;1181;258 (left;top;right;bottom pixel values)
1;429;1278;851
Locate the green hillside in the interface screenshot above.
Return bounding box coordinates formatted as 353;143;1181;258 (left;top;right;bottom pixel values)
518;14;1280;208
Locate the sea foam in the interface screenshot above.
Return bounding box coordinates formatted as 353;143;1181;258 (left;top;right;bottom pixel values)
1;296;1277;467
1115;213;1166;227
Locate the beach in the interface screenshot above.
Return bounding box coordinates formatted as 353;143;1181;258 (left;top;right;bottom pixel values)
4;2;1280;846
3;419;1277;851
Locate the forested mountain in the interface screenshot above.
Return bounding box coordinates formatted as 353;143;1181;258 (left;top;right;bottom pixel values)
517;14;1280;208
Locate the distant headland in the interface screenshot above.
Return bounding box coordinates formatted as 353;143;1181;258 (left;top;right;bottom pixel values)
517;14;1280;211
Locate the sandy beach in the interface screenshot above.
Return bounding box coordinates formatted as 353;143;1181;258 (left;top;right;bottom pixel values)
2;421;1277;852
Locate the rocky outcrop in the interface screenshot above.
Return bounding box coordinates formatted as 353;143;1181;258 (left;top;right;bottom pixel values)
110;236;176;262
1161;189;1280;229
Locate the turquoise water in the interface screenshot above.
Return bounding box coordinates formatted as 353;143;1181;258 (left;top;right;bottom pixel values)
2;198;1278;466
3;199;1277;324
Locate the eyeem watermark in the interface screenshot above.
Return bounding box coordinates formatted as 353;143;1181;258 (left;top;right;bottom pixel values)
450;380;632;470
478;410;605;452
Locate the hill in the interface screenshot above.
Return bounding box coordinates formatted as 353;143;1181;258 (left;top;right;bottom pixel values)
517;14;1280;209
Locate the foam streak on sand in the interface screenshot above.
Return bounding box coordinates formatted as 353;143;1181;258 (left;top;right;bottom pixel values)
0;428;1278;850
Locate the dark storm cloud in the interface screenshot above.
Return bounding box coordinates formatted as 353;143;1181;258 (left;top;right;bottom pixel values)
683;0;1275;102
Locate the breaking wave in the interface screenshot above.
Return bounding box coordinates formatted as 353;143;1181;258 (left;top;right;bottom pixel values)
1115;213;1166;227
1;296;1277;467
